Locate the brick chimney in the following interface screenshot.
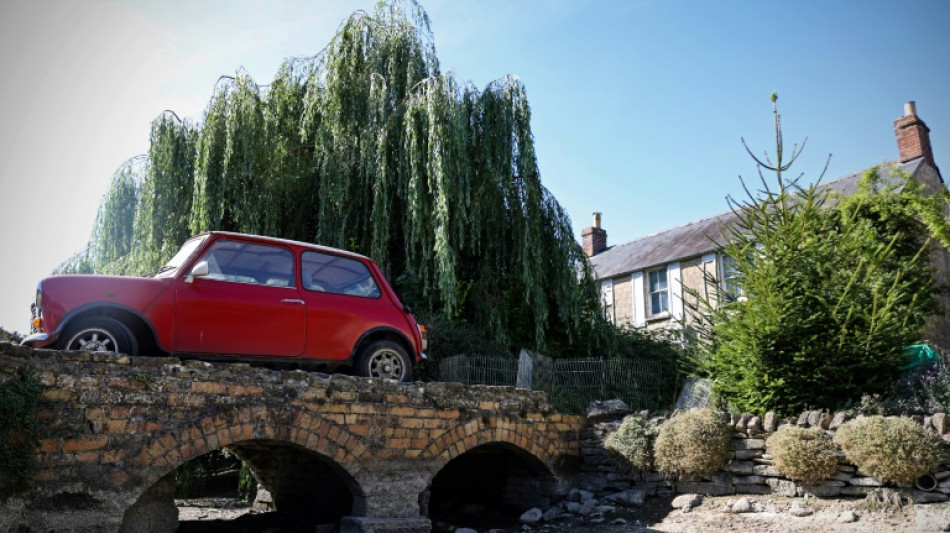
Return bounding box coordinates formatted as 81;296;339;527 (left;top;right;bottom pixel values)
582;212;607;257
894;101;936;169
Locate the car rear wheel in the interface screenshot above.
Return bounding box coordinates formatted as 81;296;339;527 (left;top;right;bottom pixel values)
356;340;412;382
61;317;139;356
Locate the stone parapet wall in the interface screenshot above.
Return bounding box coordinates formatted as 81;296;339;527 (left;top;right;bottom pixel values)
0;342;584;532
581;408;950;503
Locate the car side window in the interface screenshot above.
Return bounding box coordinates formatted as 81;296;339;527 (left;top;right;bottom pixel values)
197;240;295;288
301;250;381;298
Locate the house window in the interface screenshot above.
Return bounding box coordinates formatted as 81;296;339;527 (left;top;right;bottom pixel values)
648;267;669;316
721;254;743;301
601;279;615;323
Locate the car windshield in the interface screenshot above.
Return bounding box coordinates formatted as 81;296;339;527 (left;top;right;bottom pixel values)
154;235;209;277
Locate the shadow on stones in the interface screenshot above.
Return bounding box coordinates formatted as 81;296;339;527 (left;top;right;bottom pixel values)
424;443;554;532
124;441;360;532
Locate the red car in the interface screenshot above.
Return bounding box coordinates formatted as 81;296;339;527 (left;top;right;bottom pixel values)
22;232;427;381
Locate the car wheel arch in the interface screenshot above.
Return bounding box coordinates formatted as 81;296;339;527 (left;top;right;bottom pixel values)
56;303;165;356
349;327;415;364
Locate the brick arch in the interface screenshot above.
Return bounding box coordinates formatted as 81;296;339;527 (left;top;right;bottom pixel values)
124;405;367;501
421;417;558;476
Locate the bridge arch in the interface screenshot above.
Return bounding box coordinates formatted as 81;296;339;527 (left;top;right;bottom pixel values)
419;417;567;530
120;405;368;529
422;416;561;470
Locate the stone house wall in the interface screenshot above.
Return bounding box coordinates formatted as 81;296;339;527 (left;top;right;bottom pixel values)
916;164;950;349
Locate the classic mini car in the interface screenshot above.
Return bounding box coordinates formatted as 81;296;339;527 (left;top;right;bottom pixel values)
22;232;427;381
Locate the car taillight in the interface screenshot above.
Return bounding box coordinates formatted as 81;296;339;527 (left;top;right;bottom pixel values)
417;324;428;351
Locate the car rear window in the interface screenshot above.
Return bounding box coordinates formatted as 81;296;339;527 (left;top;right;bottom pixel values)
301;250;381;298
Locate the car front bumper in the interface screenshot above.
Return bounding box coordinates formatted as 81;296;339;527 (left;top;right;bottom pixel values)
21;332;56;348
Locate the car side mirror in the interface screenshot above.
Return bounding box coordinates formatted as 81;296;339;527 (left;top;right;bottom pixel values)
185;261;210;284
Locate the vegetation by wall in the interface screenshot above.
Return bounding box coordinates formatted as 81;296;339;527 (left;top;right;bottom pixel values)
584;407;950;501
0;365;43;500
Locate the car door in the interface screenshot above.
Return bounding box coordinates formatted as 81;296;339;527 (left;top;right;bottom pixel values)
173;238;306;356
298;249;386;360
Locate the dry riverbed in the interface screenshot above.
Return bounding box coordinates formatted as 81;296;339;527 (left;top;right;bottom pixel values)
176;494;950;532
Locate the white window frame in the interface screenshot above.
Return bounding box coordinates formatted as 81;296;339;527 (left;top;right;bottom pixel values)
668;262;683;320
631;271;646;327
601;278;615;323
720;253;744;302
701;253;717;301
647;266;669;317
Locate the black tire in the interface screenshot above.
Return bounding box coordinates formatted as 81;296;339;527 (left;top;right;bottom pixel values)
59;317;139;356
355;340;412;382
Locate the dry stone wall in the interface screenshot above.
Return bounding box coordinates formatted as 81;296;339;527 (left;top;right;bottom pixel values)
581;407;950;503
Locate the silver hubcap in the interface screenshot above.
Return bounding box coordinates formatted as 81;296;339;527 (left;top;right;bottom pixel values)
68;329;117;352
368;349;404;380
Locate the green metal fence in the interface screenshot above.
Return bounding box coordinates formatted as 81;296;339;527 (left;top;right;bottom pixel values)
433;350;664;414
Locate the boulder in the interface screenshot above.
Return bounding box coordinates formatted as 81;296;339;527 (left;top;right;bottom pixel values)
541;507;563;522
566;488;595;502
519;508;543;525
729;497;754;513
577;499;597;516
604;489;646;507
747;416;764;435
586;399;631;421
788;503;813;517
671;493;702;511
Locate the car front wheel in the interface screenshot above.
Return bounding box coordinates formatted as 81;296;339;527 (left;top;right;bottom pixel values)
356;340;412;382
60;317;139;356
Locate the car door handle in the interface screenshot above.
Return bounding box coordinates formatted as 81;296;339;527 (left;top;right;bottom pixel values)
281;299;305;305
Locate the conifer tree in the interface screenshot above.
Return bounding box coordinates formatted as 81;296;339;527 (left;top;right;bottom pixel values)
690;94;950;414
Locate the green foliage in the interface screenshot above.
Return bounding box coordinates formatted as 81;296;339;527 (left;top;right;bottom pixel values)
62;0;631;360
688;96;946;415
834;415;944;484
766;425;839;484
653;409;730;479
604;414;658;473
884;351;950;415
0;366;43;500
237;461;258;502
0;328;24;344
174;455;208;498
175;449;245;498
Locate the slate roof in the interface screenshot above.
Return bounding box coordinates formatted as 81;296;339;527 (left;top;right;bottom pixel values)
589;159;925;279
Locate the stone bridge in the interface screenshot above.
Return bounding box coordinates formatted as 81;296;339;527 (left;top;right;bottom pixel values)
0;343;584;532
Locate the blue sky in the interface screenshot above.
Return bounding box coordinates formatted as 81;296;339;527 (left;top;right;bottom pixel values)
1;0;948;332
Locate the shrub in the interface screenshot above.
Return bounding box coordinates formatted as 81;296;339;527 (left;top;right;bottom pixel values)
834;415;944;484
605;414;658;473
238;461;258;502
766;425;839;484
0;366;43;501
0;327;24;344
884;352;950;415
654;409;731;479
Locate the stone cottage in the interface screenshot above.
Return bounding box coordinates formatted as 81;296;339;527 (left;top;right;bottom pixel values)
584;101;949;348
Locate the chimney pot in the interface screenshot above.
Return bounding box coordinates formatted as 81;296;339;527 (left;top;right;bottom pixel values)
582;212;608;257
894;101;935;169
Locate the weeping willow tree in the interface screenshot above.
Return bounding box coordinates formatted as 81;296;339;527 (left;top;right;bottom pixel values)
62;1;670;360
